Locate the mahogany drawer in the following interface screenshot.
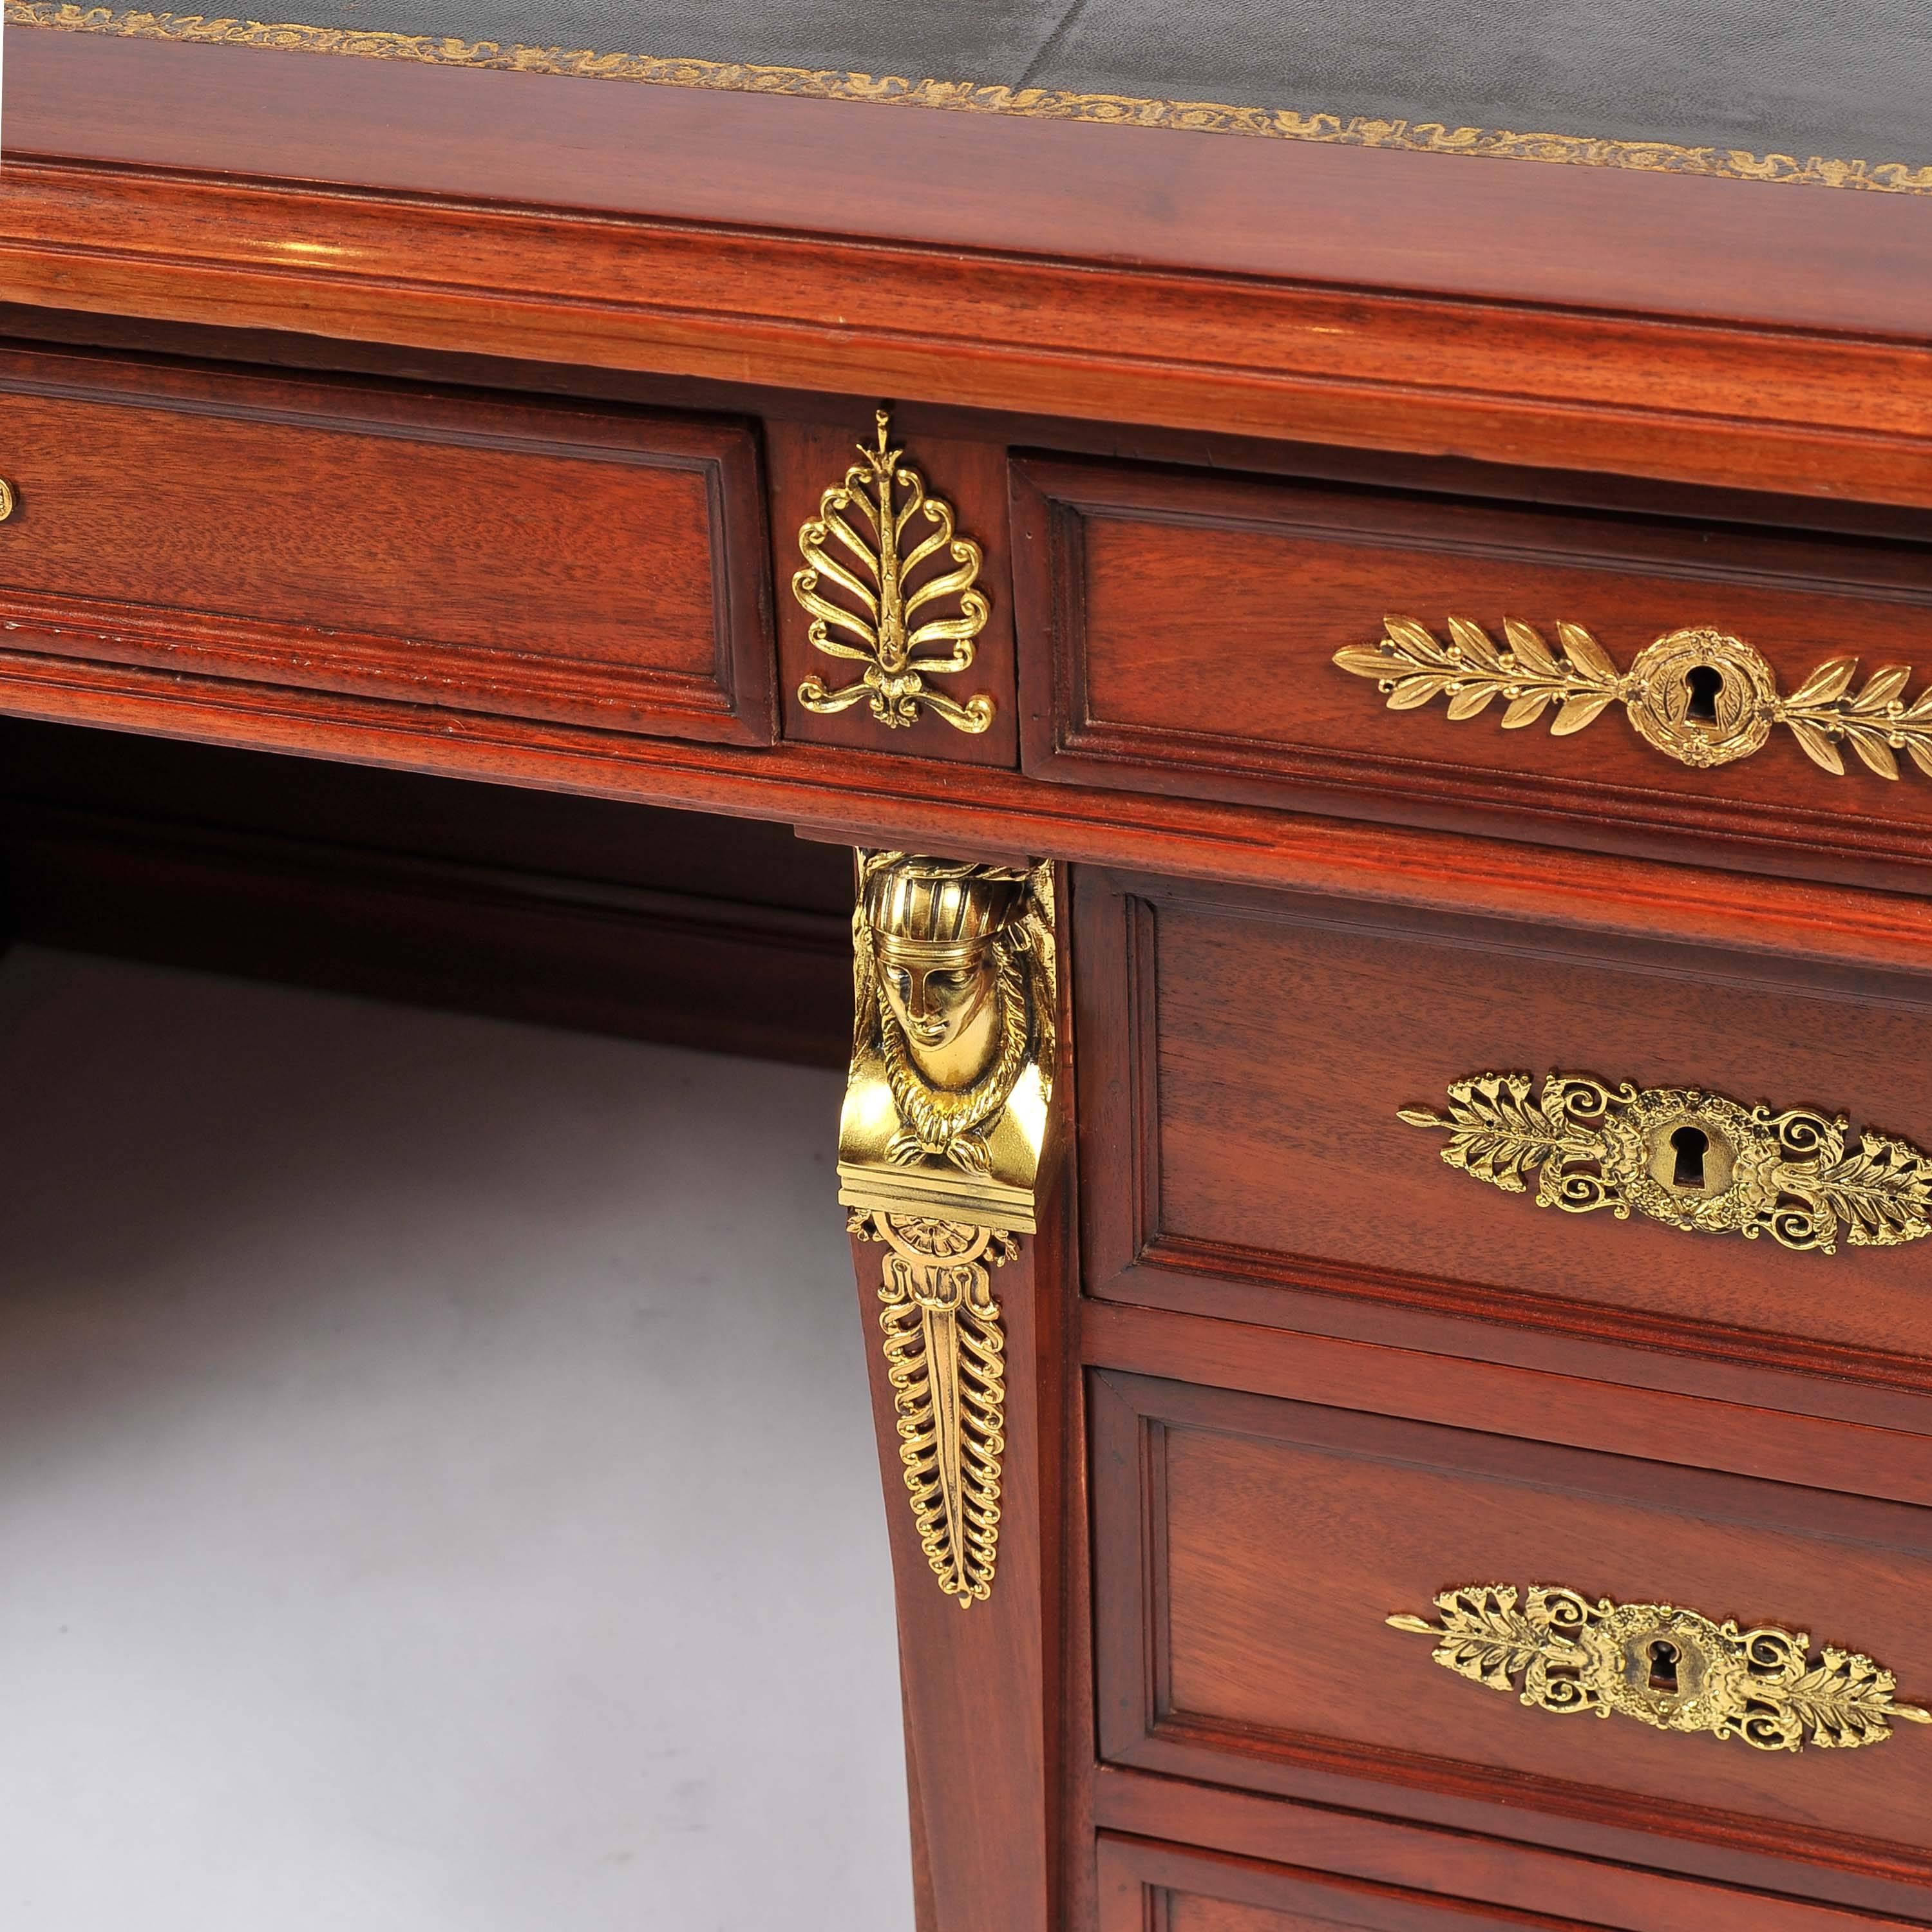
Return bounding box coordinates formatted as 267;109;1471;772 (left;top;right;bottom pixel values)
0;346;773;743
1090;1366;1932;1917
1099;1835;1602;1932
1072;862;1932;1425
1014;457;1932;886
1092;1832;1917;1932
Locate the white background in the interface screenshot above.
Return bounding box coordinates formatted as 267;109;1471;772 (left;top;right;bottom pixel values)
0;947;911;1931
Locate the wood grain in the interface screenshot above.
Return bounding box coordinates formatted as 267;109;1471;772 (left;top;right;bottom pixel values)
850;1166;1074;1932
6;34;1932;509
1014;456;1932;888
21;608;1932;951
1077;1300;1932;1511
1072;864;1932;1412
1101;1835;1630;1931
1091;1804;1927;1932
1092;1369;1932;1915
0;343;774;742
14;27;1932;337
10;29;1932;1920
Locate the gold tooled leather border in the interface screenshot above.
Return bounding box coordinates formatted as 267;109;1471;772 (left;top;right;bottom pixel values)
12;2;1932;197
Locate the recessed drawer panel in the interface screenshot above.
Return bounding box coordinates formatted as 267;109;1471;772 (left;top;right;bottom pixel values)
1074;864;1932;1409
1092;1368;1932;1907
1092;1832;1906;1932
1097;1836;1573;1932
1014;458;1932;884
0;348;773;742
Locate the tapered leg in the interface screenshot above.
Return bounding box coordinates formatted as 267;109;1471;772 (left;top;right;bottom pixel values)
832;851;1068;1932
852;1200;1066;1932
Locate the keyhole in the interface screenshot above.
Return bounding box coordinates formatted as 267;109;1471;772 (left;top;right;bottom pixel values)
1647;1640;1681;1694
1670;1125;1709;1192
1683;664;1725;724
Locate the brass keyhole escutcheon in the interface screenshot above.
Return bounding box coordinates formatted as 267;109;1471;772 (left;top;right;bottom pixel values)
1340;612;1932;787
1621;627;1779;769
1405;1070;1931;1251
1392;1582;1932;1748
1645;1113;1736;1200
0;478;15;522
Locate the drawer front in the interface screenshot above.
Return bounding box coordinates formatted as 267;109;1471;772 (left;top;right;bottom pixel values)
0;349;773;742
1091;1368;1932;1903
1073;864;1932;1407
1099;1837;1567;1932
1091;1833;1893;1932
1014;458;1932;884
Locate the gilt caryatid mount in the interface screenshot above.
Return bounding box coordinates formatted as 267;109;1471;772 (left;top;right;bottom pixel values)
1334;616;1932;780
840;852;1057;1606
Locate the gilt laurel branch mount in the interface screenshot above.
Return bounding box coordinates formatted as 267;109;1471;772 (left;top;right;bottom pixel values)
1402;1072;1932;1254
1389;1584;1931;1753
1335;616;1932;779
837;853;1057;1606
793;410;995;735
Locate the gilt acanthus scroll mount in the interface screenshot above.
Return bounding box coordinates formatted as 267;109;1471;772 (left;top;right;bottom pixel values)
1390;1582;1930;1753
793;410;995;735
1334;615;1932;781
1403;1070;1931;1255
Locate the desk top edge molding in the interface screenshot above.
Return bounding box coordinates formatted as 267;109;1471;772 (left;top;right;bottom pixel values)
3;30;1930;514
17;3;1932;204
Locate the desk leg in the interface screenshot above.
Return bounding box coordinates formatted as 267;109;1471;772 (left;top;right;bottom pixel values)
848;1192;1067;1932
834;850;1068;1932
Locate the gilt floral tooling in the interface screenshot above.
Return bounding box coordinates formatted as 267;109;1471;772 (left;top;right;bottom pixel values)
1389;1584;1930;1752
1334;616;1932;779
794;410;994;734
1401;1072;1931;1253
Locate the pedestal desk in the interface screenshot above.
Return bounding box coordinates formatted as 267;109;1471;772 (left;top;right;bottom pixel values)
6;10;1932;1926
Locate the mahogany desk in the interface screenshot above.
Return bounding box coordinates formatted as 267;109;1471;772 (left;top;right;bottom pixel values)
5;12;1932;1927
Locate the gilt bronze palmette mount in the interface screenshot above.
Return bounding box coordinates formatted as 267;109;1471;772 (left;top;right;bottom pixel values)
1402;1071;1931;1254
1335;615;1932;780
793;410;994;735
837;851;1057;1607
1390;1584;1930;1752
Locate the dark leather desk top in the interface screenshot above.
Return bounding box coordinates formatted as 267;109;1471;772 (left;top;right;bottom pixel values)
303;0;1929;161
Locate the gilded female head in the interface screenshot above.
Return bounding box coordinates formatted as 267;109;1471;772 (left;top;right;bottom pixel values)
854;853;1052;1175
